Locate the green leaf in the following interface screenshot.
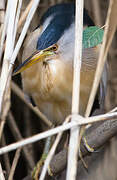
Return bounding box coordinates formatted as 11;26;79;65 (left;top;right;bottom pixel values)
83;26;104;48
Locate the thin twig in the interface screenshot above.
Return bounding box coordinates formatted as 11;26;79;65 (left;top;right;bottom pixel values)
0;118;78;155
67;0;84;179
40;116;70;180
8;111;35;169
12;0;23;46
0;79;10;140
0;120;5;139
1;111;117;155
23;106;35;163
40;135;63;179
1;134;11;174
18;0;34;29
9;0;41;68
8;148;21;180
0;0;10;62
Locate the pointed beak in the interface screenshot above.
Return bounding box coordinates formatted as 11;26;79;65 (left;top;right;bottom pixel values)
13;44;57;76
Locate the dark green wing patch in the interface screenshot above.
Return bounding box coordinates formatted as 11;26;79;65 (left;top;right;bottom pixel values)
83;26;104;48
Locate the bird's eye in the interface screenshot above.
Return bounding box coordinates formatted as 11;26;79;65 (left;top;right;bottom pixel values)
51;44;58;51
45;44;58;52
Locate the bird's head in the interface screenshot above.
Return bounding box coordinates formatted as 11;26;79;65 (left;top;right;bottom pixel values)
13;43;58;75
14;3;94;75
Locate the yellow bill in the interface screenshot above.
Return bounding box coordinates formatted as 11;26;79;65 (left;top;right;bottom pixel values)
13;44;57;76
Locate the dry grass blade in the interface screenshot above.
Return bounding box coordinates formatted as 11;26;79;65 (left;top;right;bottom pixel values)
0;0;7;62
67;0;84;179
0;120;5;139
1;134;11;174
1;111;117;155
0;0;22;139
0;0;41;115
18;0;34;29
8;148;21;180
0;0;34;62
0;0;18;114
0;0;41;155
0;0;18;137
9;0;41;67
8;111;35;169
0;0;5;42
85;0;117;117
0;163;5;180
0;120;83;155
12;0;23;46
40;134;63;180
0;79;10;140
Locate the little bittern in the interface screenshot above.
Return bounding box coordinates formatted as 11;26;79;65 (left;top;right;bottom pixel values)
14;3;107;125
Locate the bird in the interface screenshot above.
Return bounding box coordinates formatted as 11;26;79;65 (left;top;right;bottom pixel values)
14;3;107;126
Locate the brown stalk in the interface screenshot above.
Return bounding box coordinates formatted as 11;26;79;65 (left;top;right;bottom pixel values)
8;111;35;169
1;134;11;175
8;148;21;180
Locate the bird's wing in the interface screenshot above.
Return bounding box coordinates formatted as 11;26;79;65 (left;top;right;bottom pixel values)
99;62;108;109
